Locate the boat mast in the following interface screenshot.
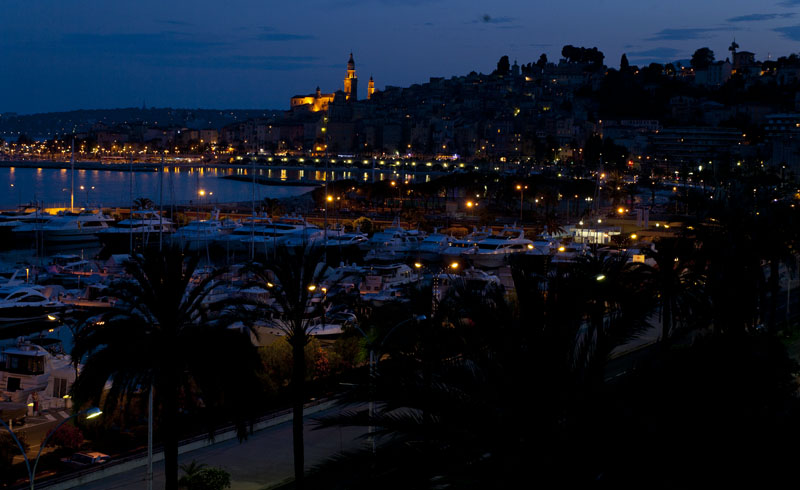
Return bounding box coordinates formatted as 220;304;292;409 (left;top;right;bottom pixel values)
251;158;255;261
70;139;75;212
159;152;164;252
129;152;133;255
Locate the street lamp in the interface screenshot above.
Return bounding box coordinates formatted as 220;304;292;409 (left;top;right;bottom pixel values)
352;314;427;454
0;406;102;489
516;184;528;223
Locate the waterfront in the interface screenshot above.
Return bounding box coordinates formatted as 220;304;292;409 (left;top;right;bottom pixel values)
0;163;438;209
0;166;316;209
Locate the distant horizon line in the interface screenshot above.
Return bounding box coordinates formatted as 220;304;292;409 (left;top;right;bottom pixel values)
1;107;284;117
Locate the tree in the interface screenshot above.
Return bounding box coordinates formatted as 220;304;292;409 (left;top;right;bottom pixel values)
495;55;510;76
691;47;715;70
245;246;331;489
71;248;263;490
639;238;708;341
353;216;373;235
180;460;232;490
133;197;154;210
620;53;630;72
536;53;548;69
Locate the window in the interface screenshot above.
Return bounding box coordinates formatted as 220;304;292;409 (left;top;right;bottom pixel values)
7;377;20;392
53;377;68;398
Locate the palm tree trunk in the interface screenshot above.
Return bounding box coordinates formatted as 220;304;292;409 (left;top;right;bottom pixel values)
163;379;180;490
291;335;306;489
768;259;781;333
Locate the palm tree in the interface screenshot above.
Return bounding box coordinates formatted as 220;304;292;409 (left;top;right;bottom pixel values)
133;196;155;210
245;245;330;489
71;248;263;490
640;237;708;341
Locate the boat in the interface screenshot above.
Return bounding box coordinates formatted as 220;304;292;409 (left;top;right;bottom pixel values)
264;216;324;248
365;225;424;262
468;227;534;269
172;211;237;252
36;210;114;244
322;228;369;249
0;338;75;406
433;267;502;302
440;227;491;261
2;209;55;248
0;285;66;326
97;210;175;252
415;230;454;262
0;205;44;245
214;216;273;253
359;263;420;304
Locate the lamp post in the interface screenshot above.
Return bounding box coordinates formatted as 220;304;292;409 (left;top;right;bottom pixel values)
79;185;95;206
516;184;528;223
0;406;102;489
353;314;426;455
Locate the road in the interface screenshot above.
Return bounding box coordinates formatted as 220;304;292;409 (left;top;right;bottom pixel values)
10;407;75;463
77;404;367;490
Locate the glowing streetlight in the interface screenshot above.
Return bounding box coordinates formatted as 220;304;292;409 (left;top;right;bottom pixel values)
307;284;317;292
450;261;459;270
516;184;528;223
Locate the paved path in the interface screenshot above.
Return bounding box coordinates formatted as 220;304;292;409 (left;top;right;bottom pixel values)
11;408;74;463
78;404;367;490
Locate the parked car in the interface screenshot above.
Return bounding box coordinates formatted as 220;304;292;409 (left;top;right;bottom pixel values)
61;451;110;468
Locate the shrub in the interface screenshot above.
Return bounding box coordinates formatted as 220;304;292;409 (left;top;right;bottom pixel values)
49;423;84;450
353;216;373;235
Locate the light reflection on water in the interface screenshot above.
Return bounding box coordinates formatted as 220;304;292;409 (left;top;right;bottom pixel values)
0;167;315;209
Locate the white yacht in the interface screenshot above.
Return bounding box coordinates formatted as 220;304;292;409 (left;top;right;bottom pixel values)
469;228;534;269
440;227;491;260
0;338;75;406
322;228;369;249
0;285;65;326
433;267;502;302
215;216;275;254
98;210;175;251
173;211;237;252
365;226;424;262
415;231;454;262
37;210;114;244
4;210;55;246
359;263;420;304
0;205;43;242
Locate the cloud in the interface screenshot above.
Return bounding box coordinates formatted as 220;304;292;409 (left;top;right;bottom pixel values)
779;0;800;6
475;14;515;24
774;25;800;40
258;27;316;41
647;27;736;41
626;47;682;59
158;20;194;26
61;32;225;55
147;55;321;71
727;13;795;22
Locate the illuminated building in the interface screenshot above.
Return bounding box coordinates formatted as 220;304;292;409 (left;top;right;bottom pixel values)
344;52;358;101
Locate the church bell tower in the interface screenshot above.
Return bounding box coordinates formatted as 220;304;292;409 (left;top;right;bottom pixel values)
367;75;375;100
344;53;358;101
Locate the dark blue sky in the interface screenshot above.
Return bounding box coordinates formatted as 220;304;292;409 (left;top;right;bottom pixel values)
2;0;799;114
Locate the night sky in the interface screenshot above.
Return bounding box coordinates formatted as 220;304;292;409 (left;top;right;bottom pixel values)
2;0;799;114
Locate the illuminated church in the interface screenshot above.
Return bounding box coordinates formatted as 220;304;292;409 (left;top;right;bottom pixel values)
290;53;374;112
